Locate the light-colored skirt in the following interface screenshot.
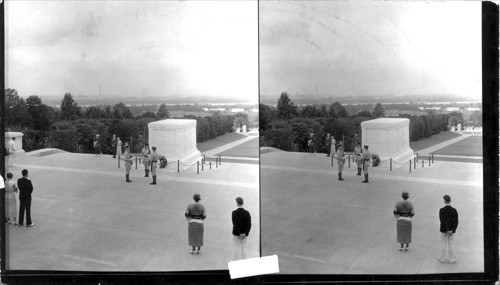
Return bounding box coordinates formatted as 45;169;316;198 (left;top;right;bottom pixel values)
188;221;204;247
5;192;17;220
396;219;412;244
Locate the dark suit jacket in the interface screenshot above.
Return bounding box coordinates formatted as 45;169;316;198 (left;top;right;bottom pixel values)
439;205;458;233
232;208;251;236
17;177;33;200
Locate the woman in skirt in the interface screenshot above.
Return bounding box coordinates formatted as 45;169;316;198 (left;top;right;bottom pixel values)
393;191;414;251
5;173;18;225
185;193;206;254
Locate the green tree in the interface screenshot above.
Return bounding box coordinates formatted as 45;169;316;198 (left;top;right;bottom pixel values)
329;102;349;118
85;106;105;119
277;92;298;120
60;93;81;120
113;102;133;119
469;110;482;127
156;103;171;119
261;120;297;151
47;121;81;152
5;88;31;128
138;111;157;119
372;103;385;118
448;111;464;130
26;95;54;131
259;103;276;131
301;105;321;118
234;112;249;130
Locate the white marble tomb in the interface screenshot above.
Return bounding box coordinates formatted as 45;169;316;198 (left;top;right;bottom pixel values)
361;118;414;164
148;119;201;166
4;132;26;156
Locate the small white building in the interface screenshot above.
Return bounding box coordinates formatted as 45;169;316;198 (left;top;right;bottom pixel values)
446;107;460;112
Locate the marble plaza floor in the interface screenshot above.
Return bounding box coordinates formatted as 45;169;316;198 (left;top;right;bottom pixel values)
5;147;259;271
261;150;483;274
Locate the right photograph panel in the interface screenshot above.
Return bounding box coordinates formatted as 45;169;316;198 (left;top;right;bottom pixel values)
259;1;483;274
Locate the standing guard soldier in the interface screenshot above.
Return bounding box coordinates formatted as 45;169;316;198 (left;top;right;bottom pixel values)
150;146;159;185
121;145;133;183
141;143;151;177
361;145;371;183
335;141;346;181
354;142;363;176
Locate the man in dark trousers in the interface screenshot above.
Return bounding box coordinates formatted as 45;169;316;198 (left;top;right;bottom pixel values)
18;169;34;227
232;197;251;260
438;194;458;263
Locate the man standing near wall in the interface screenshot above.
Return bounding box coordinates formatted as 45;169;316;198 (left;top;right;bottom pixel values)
8;137;16;167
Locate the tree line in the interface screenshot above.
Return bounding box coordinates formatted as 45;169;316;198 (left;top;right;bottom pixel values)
260;92;452;153
5;89;239;154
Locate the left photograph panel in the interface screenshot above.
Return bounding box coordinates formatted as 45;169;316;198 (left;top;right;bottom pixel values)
4;0;259;271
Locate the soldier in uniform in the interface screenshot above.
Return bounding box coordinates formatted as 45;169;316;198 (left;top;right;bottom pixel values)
121;145;133;182
354;142;363;176
141;143;151;177
149;146;159;185
335;141;346;181
361;145;371;183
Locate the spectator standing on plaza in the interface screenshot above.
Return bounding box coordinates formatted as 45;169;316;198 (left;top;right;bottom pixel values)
232;197;251;260
93;134;101;155
185;193;206;254
7;137;16;167
121;145;133;183
5;173;18;225
361;145;371;183
116;137;122;158
141;143;151;178
335;141;346;181
354;142;362;176
438;195;458;264
17;169;34;227
325;133;331;157
330;137;336;158
393;191;414;252
149;146;159;185
308;133;315;154
111;134;117;158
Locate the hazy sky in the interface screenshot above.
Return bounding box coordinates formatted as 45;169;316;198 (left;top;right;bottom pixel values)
260;1;482;100
6;1;258;102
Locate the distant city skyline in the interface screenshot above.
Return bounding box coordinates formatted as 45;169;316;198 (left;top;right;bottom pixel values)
6;1;258;103
260;1;482;101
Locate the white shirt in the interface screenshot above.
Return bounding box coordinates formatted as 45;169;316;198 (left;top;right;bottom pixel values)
8;140;15;154
0;175;5;189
